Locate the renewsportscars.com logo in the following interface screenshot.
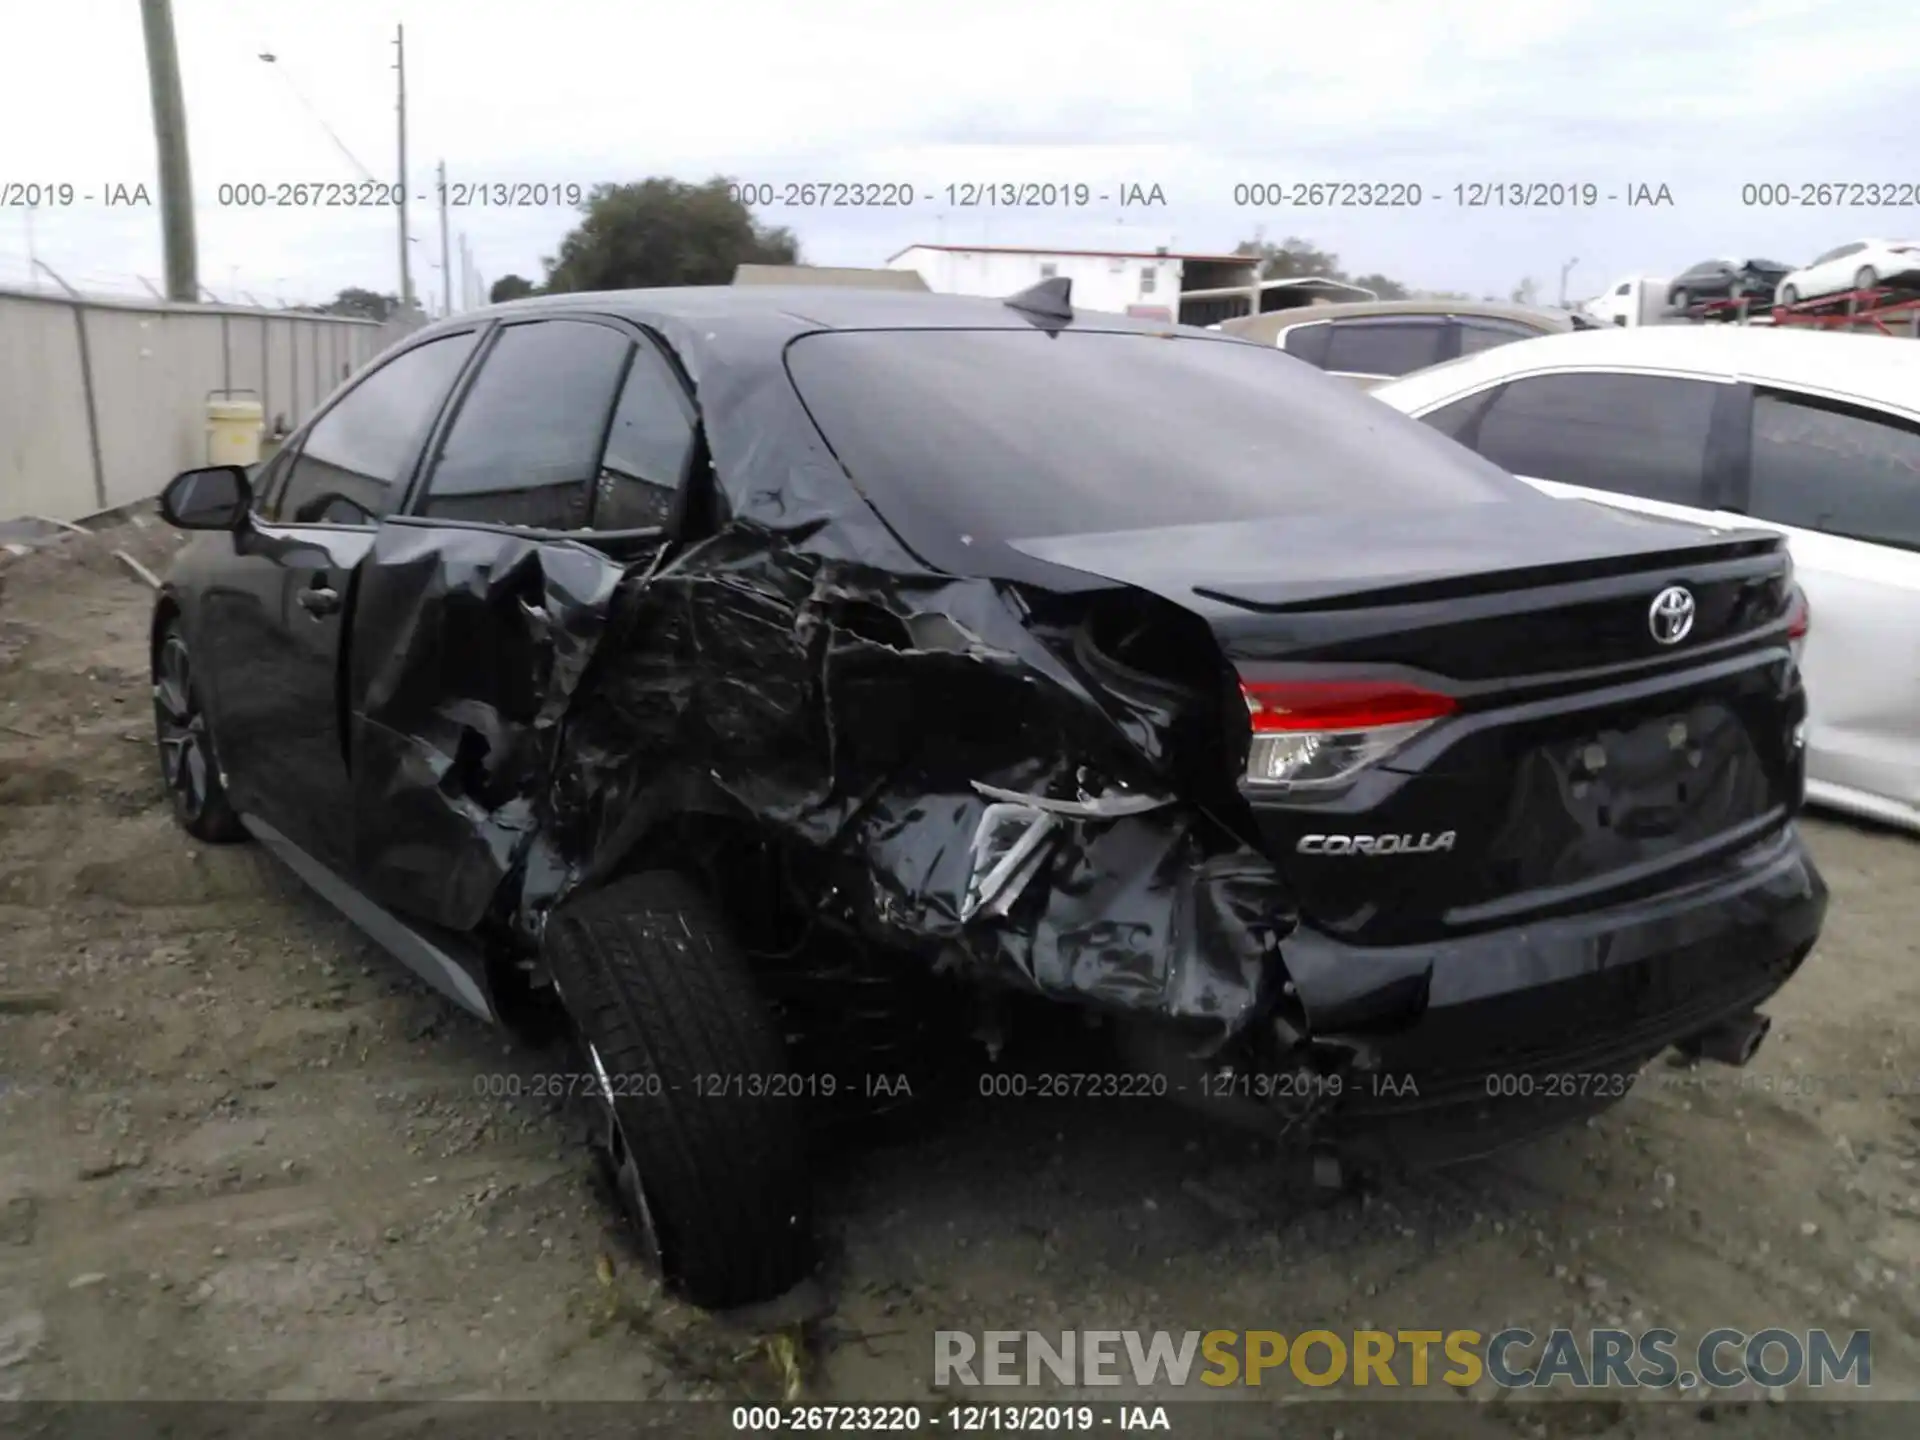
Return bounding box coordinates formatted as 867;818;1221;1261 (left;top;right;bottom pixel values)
934;1328;1872;1392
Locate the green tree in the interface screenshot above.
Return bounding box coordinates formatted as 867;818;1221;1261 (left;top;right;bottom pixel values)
1348;271;1410;301
542;177;799;293
489;274;537;303
323;286;400;320
1232;237;1409;298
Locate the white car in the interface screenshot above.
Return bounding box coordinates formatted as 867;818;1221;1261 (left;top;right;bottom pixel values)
1776;240;1920;305
1372;326;1920;833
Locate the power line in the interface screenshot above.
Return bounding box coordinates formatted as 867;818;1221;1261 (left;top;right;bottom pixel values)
257;50;379;183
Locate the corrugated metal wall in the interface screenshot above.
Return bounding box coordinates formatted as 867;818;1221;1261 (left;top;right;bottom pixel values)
0;288;422;522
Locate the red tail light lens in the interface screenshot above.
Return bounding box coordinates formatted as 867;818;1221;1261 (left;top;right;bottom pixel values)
1786;587;1810;640
1240;680;1457;789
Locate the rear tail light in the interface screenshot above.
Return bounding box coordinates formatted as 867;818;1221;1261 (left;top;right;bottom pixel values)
1240;679;1457;789
1786;586;1810;641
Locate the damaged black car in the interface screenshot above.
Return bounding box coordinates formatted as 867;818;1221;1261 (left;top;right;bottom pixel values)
148;281;1827;1311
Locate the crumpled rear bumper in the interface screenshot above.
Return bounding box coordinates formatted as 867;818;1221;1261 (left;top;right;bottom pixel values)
1276;825;1826;1164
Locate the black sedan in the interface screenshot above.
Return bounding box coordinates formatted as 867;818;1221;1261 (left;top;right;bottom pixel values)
1668;257;1793;308
150;281;1826;1310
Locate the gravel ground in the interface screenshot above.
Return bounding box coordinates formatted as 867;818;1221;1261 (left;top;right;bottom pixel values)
1;517;1917;1438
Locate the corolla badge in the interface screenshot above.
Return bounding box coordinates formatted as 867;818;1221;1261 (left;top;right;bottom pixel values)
1297;832;1456;856
1648;585;1696;645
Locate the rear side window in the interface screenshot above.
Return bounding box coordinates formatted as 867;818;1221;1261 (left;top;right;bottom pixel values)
1471;372;1720;507
272;332;477;525
1321;319;1446;377
1747;392;1920;550
786;328;1522;554
419;320;631;529
1456;318;1537;356
1420;388;1500;442
1280;323;1331;367
594;338;697;530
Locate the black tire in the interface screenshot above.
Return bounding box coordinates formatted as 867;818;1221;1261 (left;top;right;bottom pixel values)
544;870;816;1310
1855;266;1878;293
152;622;247;843
1670;287;1690;310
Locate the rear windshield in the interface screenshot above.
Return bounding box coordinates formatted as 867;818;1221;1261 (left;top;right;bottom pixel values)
785;328;1521;548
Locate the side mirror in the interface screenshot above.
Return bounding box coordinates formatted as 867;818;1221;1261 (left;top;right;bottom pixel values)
159;465;252;531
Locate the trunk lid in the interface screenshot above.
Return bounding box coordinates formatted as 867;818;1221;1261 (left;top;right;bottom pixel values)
1017;498;1806;946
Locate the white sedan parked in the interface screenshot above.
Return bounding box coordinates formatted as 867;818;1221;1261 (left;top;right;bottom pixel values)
1776;239;1920;305
1372;326;1920;833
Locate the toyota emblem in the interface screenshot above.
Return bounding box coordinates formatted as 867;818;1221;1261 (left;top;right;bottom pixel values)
1648;585;1696;645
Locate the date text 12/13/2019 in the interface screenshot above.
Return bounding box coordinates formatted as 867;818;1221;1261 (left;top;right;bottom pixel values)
1229;181;1675;208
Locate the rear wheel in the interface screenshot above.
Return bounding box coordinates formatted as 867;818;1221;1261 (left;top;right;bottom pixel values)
1855;265;1878;293
1778;284;1799;306
543;870;816;1310
152;623;246;843
1670;287;1690;310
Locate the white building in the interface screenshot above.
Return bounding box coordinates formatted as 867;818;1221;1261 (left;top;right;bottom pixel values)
885;244;1262;324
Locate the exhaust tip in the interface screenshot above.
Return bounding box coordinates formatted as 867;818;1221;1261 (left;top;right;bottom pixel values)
1676;1012;1771;1068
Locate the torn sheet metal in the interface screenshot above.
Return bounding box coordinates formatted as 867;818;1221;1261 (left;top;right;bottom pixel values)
963;781;1175;921
336;293;1320;1043
346;521;627;931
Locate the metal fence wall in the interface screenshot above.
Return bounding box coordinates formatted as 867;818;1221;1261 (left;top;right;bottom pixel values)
0;286;423;522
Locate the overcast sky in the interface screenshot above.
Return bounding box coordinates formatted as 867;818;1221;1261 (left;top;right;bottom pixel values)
3;0;1916;309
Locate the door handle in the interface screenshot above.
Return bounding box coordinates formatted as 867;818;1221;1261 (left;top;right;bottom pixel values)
297;583;341;617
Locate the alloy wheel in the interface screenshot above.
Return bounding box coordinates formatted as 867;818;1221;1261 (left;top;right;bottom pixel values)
154;635;212;824
550;975;666;1273
583;1038;665;1273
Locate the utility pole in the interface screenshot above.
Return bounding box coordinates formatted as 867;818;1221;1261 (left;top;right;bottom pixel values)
140;0;199;301
1559;256;1580;309
437;159;452;315
393;24;413;310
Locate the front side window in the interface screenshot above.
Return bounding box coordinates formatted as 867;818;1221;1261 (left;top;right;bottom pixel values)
418;320;632;529
1747;392;1920;550
271;331;478;525
1321;319;1446;377
1470;371;1720;507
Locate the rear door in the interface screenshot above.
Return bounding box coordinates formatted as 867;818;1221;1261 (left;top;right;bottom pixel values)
1724;387;1920;814
196;327;483;871
1799;244;1851;298
346;315;703;929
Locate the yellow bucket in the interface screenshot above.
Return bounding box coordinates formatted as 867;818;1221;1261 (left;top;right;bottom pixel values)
206;396;264;466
